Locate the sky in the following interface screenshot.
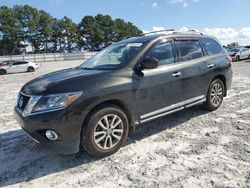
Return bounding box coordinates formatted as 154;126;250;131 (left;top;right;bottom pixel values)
1;0;250;45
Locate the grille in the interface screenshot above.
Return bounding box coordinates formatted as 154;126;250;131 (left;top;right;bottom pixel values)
18;93;30;110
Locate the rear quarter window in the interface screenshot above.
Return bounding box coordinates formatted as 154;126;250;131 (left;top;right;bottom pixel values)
200;38;222;55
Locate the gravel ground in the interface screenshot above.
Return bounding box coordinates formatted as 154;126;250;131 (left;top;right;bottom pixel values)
0;60;250;188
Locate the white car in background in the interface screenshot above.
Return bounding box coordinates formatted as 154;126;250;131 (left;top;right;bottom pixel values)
235;47;250;61
0;60;39;75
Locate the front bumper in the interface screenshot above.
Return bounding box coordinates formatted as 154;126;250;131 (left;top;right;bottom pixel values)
14;107;83;154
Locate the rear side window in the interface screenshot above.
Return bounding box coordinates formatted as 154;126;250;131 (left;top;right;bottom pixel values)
13;61;28;65
200;38;222;55
146;42;175;66
175;40;203;62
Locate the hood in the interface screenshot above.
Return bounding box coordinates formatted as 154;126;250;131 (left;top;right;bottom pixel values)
22;67;110;95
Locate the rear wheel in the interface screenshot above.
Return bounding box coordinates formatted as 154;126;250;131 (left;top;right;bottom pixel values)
204;79;225;111
0;69;7;75
236;56;240;62
27;66;35;72
81;104;129;157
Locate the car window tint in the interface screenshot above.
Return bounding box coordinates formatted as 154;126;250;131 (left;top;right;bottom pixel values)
146;42;175;66
200;38;222;55
13;62;21;65
13;61;27;65
176;40;203;61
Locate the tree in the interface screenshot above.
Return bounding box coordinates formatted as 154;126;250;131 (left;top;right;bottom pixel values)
78;15;97;51
114;19;142;41
78;14;143;51
0;6;23;55
51;16;79;52
37;10;54;53
14;5;40;53
0;5;143;54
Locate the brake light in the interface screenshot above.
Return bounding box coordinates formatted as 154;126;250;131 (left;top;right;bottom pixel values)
226;56;232;63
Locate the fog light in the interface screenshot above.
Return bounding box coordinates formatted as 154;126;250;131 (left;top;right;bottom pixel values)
45;130;58;141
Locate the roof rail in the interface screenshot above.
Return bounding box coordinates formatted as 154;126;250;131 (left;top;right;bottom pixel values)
141;29;175;36
173;29;203;35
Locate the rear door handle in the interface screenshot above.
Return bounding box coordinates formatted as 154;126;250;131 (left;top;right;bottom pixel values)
207;64;215;68
172;72;182;77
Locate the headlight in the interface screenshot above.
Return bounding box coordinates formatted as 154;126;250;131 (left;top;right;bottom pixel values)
23;92;82;115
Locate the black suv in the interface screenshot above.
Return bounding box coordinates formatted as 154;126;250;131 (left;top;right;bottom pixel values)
14;30;233;157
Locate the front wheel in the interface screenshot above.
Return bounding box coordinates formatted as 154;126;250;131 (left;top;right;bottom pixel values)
81;104;129;157
236;56;240;62
0;69;7;75
203;79;225;111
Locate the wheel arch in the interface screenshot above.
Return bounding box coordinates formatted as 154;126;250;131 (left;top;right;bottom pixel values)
0;68;7;74
212;75;227;96
81;99;135;133
27;66;35;70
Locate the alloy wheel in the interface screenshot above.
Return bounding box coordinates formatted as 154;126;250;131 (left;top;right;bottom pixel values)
94;114;124;150
210;83;223;107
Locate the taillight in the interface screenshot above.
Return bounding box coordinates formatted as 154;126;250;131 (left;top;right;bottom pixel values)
226;56;232;63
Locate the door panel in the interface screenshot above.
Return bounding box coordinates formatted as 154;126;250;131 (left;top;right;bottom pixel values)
134;40;184;121
20;63;28;72
180;56;215;100
134;64;184;121
11;63;22;73
175;39;213;101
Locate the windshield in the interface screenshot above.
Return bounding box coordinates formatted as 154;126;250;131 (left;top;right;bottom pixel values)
80;42;144;70
228;48;239;53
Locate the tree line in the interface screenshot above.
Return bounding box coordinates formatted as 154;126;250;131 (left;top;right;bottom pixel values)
0;5;143;55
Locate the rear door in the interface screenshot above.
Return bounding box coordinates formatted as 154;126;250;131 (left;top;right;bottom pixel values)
175;39;211;103
134;39;184;123
175;38;224;103
18;61;29;72
240;48;249;59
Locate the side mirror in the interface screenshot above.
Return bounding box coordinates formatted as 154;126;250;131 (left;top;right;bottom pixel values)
140;57;159;70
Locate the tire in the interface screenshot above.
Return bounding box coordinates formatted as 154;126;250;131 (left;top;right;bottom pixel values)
81;104;129;157
27;66;35;72
0;69;7;75
203;79;225;111
236;56;240;62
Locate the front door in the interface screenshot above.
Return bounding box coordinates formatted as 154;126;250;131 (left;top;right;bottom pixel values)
134;40;184;123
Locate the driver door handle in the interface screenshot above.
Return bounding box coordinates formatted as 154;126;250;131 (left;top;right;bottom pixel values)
172;72;182;77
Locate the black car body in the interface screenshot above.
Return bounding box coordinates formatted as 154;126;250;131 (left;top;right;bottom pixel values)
14;31;233;157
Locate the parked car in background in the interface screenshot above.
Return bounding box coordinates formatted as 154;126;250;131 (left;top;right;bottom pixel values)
232;47;250;62
0;60;39;75
0;60;14;67
227;48;240;61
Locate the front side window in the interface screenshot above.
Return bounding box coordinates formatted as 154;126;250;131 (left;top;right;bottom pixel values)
175;40;203;62
200;38;222;55
80;43;145;70
145;42;175;66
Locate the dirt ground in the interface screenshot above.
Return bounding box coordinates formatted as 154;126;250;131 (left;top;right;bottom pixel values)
0;60;249;188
